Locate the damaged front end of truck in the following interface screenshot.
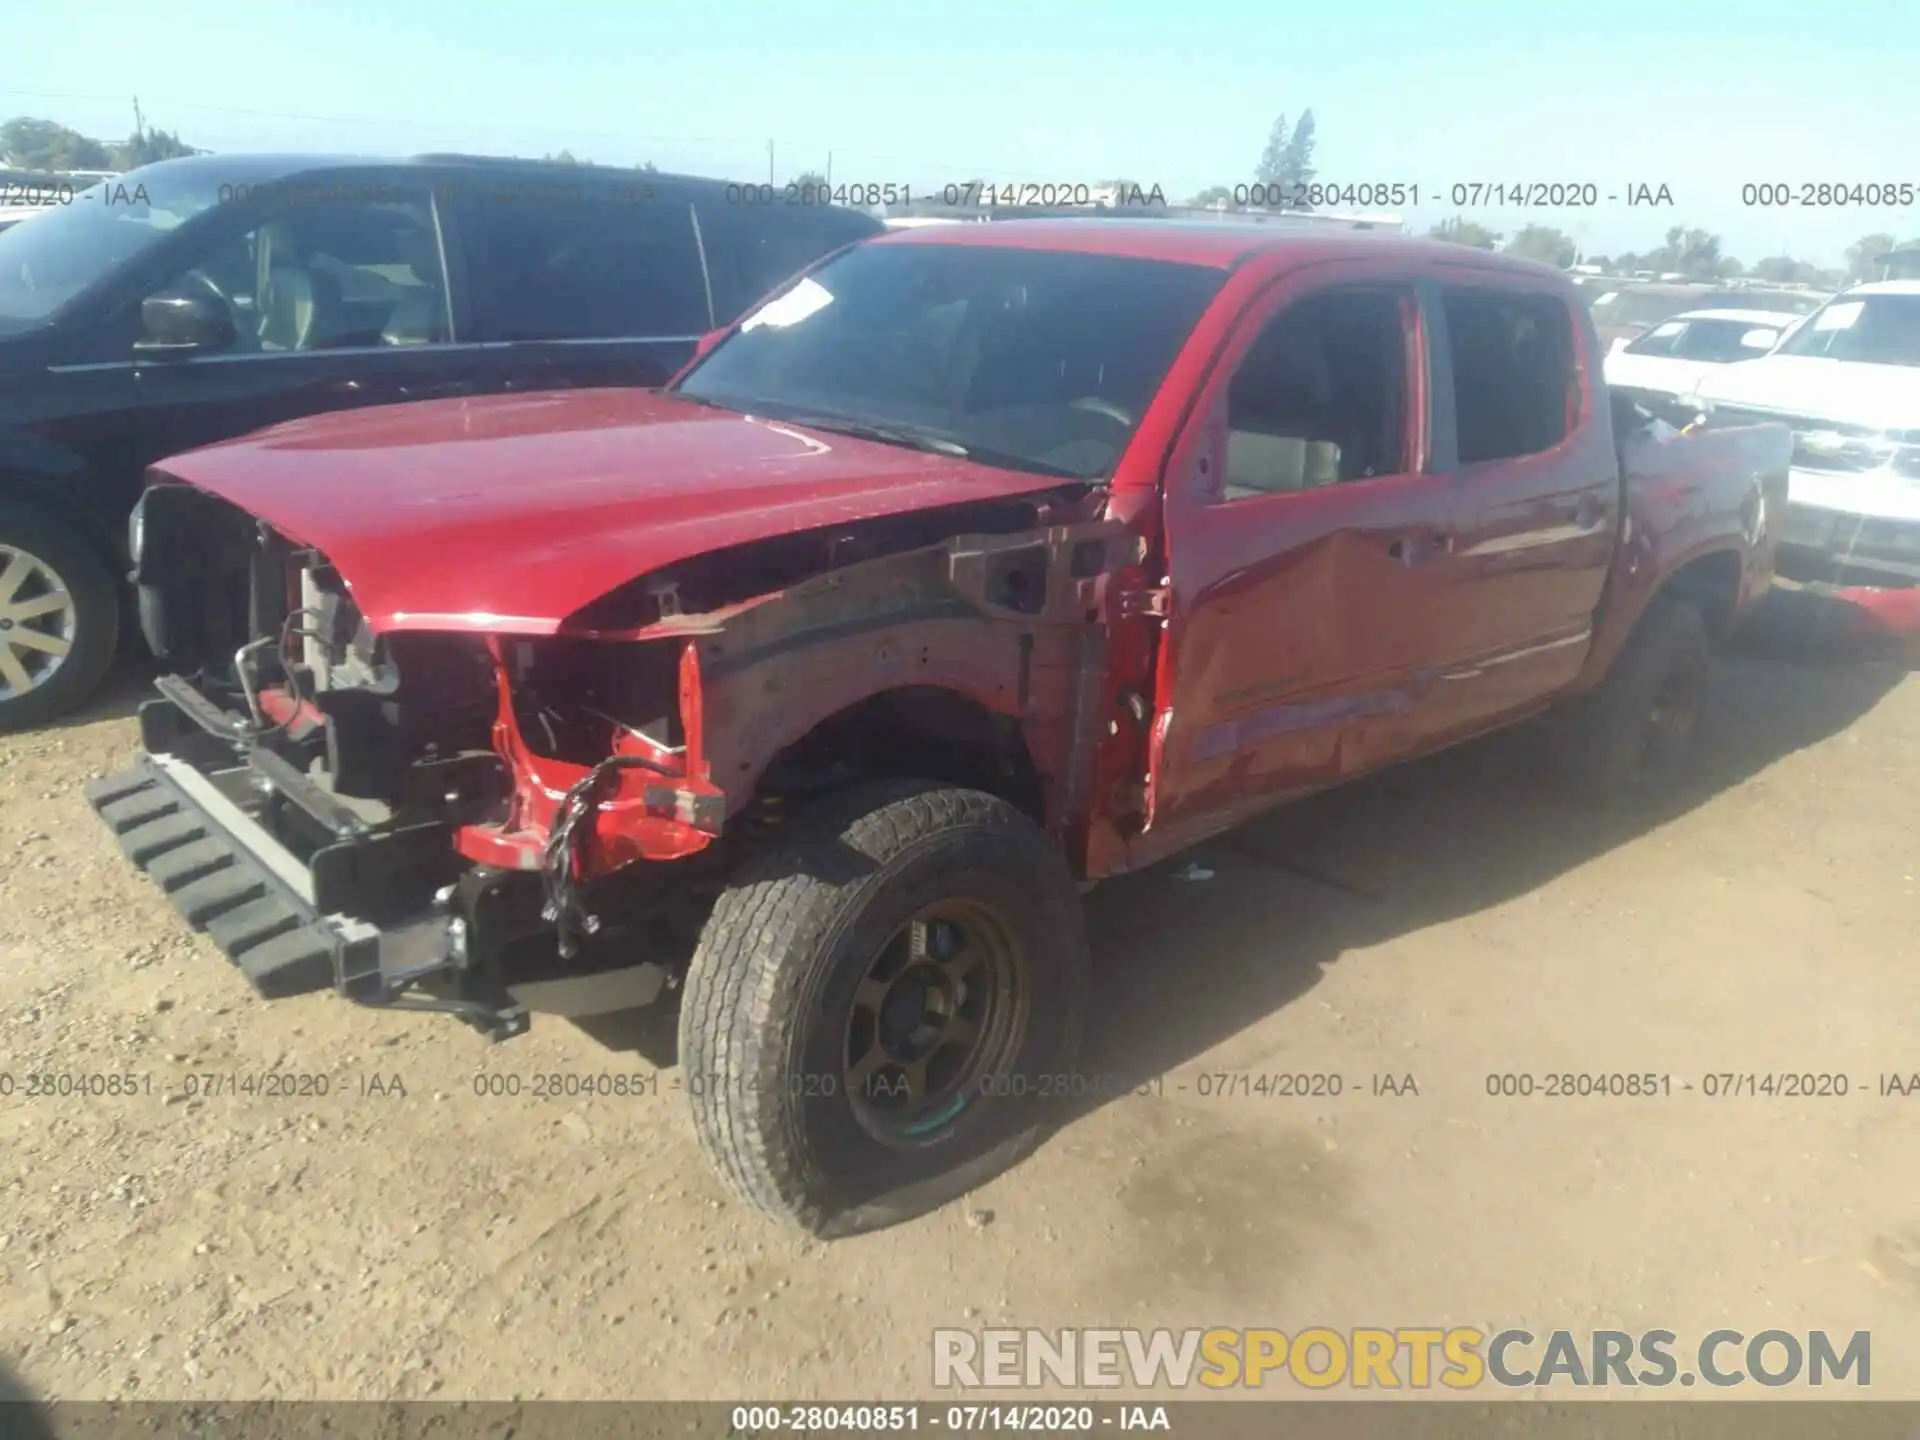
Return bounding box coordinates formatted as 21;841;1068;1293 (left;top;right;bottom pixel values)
90;475;1138;1040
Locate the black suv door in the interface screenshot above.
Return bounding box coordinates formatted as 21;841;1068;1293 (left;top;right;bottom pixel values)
446;184;713;389
123;175;475;464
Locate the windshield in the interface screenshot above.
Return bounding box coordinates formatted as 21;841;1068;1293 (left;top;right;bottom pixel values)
1626;317;1781;362
0;170;225;335
1776;293;1920;367
673;241;1226;480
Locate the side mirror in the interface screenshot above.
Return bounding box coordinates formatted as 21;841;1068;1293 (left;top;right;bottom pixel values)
692;327;727;361
133;292;236;358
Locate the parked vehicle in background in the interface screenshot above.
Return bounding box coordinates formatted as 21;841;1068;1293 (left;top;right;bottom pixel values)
90;223;1788;1234
1692;280;1920;587
1590;283;1824;348
0;152;881;728
1603;307;1792;400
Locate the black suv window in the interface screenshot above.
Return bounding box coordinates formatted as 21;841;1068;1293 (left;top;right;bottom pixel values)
145;189;447;352
454;191;711;341
696;202;880;324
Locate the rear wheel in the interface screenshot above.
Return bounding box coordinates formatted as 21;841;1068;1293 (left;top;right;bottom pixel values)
0;505;120;732
679;780;1089;1236
1550;596;1710;801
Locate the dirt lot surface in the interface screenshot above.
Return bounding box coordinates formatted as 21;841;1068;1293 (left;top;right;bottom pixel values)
2;593;1917;1404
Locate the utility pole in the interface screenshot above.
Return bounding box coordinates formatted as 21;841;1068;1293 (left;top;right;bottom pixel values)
826;151;833;187
132;95;146;143
767;139;774;184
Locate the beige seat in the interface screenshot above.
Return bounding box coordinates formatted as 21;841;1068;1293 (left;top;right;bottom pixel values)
1223;430;1342;499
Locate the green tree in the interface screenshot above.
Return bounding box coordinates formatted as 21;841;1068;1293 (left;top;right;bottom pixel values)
1187;185;1235;208
1505;224;1577;268
792;169;828;192
1253;109;1316;208
1749;254;1809;284
1845;232;1899;282
0;117;113;171
110;126;198;169
1429;215;1502;250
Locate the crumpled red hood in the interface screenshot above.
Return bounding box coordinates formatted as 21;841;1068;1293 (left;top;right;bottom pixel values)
153;389;1067;634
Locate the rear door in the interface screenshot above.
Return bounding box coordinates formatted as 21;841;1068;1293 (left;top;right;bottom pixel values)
1412;277;1615;737
1138;261;1451;853
448;187;712;389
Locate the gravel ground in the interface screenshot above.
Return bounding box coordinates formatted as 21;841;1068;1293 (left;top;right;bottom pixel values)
1;594;1916;1403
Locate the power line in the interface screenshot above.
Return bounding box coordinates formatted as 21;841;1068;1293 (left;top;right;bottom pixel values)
0;88;758;145
0;87;1091;182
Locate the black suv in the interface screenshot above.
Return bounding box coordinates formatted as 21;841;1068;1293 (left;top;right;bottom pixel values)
0;153;882;728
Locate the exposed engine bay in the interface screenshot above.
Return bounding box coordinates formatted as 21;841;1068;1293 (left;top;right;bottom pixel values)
110;477;1135;1038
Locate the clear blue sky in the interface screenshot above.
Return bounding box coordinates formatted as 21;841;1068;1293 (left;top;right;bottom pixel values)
7;0;1917;266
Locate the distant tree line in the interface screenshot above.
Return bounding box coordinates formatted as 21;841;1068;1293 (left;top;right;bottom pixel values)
1424;217;1916;287
1174;109;1912;286
1;115;198;171
13;107;1913;285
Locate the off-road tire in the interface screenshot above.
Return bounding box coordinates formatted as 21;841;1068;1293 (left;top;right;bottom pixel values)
679;780;1090;1236
1550;596;1711;801
0;504;121;733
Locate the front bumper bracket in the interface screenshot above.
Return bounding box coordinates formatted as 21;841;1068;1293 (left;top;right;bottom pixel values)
86;754;530;1040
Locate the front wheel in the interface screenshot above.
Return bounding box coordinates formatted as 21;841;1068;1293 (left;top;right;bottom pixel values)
0;505;121;733
679;780;1089;1236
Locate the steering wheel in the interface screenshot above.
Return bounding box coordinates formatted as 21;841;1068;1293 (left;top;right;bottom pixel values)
1069;397;1133;426
179;267;233;310
176;267;259;350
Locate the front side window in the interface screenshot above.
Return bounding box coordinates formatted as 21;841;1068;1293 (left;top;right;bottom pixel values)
139;193;447;354
0;168;225;335
1216;288;1411;500
675;242;1225;479
1443;288;1575;463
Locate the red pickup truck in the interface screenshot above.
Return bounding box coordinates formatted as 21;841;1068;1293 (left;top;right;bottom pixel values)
91;222;1790;1234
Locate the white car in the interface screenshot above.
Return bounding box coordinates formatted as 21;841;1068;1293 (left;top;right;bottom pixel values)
1691;281;1920;586
1602;308;1792;399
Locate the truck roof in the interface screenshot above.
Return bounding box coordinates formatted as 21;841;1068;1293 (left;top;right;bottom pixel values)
874;216;1569;278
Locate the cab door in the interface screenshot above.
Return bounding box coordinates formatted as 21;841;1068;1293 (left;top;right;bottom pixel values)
1412;275;1615;739
1135;261;1448;860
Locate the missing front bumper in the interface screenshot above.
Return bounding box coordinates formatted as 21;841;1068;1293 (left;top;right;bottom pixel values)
85;753;532;1040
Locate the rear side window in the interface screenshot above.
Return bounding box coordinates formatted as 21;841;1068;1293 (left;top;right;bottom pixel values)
696;203;881;323
1442;288;1575;463
454;192;711;341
